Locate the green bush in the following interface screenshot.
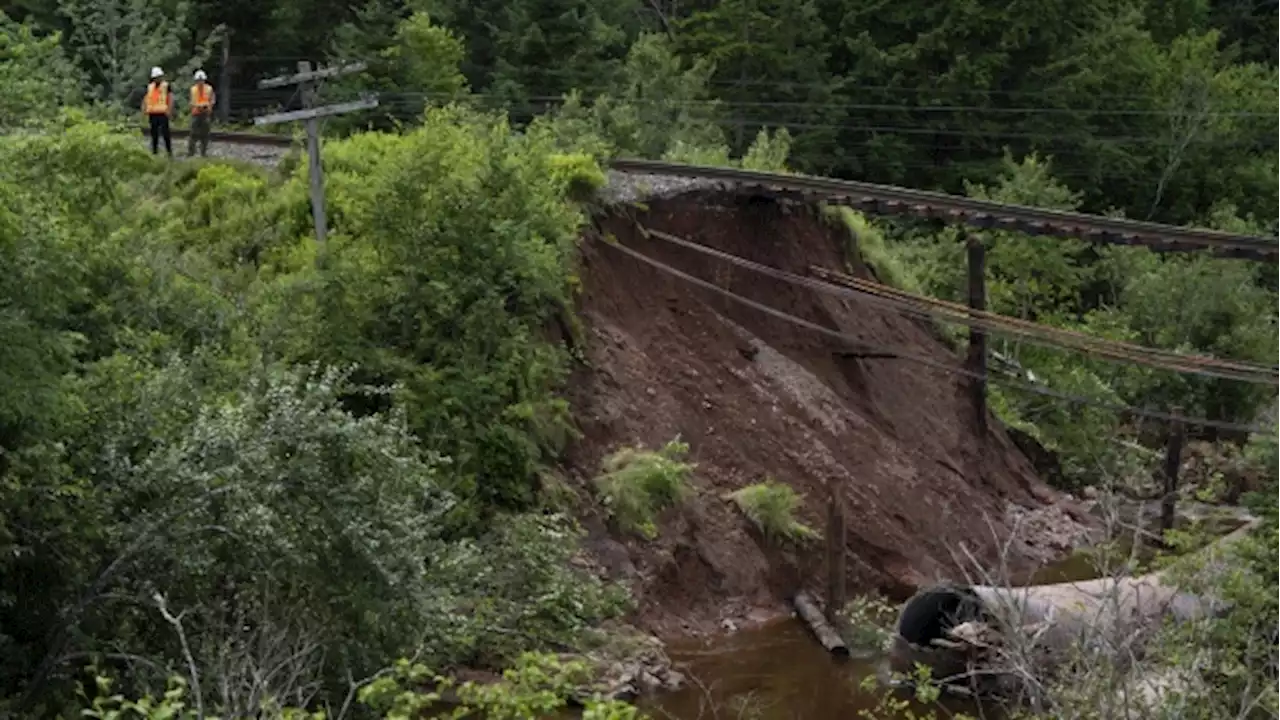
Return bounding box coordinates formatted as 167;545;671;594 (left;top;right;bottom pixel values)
839;596;898;654
595;438;695;539
254;105;601;515
728;480;818;544
0;112;626;714
80;653;647;720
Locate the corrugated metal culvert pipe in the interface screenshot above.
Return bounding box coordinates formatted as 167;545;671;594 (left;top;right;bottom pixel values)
888;519;1258;698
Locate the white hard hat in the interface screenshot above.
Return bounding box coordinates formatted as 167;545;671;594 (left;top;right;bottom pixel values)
150;66;164;79
194;70;207;81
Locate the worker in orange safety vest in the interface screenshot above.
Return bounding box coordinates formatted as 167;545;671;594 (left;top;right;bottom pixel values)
188;70;217;157
142;66;174;157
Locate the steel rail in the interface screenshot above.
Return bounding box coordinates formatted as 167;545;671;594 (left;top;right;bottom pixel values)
636;226;1278;385
611;158;1279;263
808;266;1279;376
594;235;1271;434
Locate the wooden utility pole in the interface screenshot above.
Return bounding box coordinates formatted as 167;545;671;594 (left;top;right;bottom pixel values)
966;235;988;430
217;31;232;123
254;61;376;246
824;483;847;625
1159;408;1186;536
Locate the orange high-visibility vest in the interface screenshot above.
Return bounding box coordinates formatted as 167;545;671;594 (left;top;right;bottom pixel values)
190;83;213;114
144;82;170;115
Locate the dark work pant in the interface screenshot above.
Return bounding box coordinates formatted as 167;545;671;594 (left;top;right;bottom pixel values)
189;113;212;157
149;113;172;155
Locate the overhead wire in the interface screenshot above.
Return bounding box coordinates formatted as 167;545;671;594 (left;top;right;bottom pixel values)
590;234;1274;434
306;94;1275;144
455;65;1269;105
299;87;1280;119
216;90;1276;146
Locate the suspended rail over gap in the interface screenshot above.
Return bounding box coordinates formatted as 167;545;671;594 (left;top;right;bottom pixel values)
610;158;1278;263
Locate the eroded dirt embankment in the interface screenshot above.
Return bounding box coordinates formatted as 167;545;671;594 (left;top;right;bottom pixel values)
563;190;1080;638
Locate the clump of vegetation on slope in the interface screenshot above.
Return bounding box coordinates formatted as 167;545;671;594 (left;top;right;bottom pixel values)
728;480;819;544
595;438;695;539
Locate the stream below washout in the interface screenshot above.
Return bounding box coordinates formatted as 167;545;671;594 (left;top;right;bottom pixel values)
637;618;993;720
609;508;1253;720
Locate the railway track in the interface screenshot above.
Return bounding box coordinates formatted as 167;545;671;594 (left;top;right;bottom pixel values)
611;159;1278;263
158;128;295;147
637;225;1278;385
143;129;1278;262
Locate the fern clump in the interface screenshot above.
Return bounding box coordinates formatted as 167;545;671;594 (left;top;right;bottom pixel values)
595;438;694;539
729;480;818;544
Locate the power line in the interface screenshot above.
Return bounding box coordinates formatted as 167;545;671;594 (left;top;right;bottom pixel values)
364;90;1280;120
442;65;1278;106
592;234;1273;434
307;99;1272;149
212;91;1276;154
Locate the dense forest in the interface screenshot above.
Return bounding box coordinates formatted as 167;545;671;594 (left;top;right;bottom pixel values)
0;0;1277;717
3;0;1278;227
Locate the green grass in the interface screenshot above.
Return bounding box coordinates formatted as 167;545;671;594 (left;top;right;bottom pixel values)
728;480;818;544
822;205;924;294
595;437;695;539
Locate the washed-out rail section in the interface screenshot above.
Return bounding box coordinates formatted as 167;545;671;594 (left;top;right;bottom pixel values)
149;130;1279;263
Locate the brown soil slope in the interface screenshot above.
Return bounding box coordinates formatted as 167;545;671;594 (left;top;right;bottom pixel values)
564;191;1066;637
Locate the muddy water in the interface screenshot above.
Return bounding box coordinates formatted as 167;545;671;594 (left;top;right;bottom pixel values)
640;619;987;720
637;513;1253;719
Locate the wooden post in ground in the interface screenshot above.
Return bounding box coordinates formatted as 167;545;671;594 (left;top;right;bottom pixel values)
298;61;327;246
825;483;847;624
254;60;375;248
966;235;988;430
1159;408;1186;536
217;31;231;123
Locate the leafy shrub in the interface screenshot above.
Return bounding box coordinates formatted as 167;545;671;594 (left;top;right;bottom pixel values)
6;358;628;712
728;480;818;544
838;596;898;654
0;14;85;130
425;513;631;667
0;121;165;445
740;127;793;172
359;653;645;720
256;106;601;514
595;438;694;539
80;653;647;719
548;151;608;202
